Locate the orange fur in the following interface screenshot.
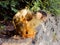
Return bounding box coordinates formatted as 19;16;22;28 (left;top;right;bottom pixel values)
13;9;36;39
13;8;47;39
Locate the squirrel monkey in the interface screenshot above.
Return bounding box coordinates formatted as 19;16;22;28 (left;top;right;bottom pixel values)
13;8;47;39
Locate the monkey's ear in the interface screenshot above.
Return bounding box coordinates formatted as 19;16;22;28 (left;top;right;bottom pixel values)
12;20;16;29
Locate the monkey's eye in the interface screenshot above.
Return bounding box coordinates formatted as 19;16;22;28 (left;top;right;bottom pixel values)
26;17;32;21
25;15;33;21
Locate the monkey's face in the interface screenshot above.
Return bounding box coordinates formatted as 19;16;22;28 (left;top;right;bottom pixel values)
36;12;43;19
36;12;47;22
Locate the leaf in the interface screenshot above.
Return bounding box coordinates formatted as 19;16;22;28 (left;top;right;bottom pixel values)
11;7;18;13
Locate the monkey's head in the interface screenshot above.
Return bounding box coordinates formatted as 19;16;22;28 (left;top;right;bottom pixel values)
35;10;47;22
13;9;36;38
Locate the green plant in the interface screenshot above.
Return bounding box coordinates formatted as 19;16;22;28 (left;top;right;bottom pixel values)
25;0;60;15
0;0;60;19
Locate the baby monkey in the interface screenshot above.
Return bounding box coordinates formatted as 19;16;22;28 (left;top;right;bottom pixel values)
34;10;47;22
13;9;47;39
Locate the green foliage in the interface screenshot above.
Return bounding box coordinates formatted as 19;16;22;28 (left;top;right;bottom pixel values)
0;0;18;20
0;0;60;20
0;0;18;13
0;0;16;20
0;24;5;30
25;0;60;15
49;0;60;15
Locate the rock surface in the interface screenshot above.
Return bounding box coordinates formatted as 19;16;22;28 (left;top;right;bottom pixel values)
34;14;60;45
0;14;60;45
